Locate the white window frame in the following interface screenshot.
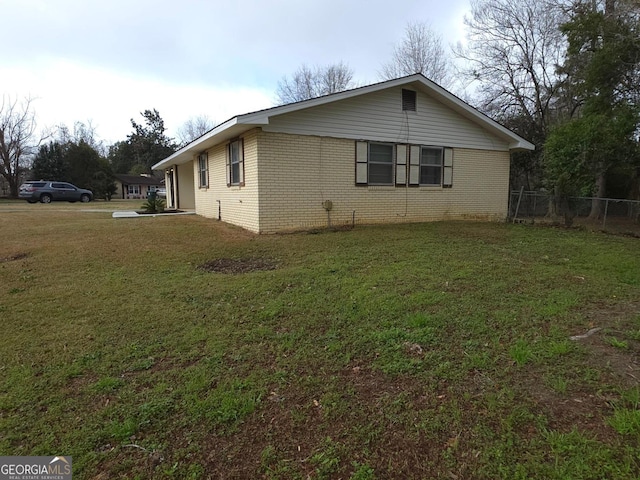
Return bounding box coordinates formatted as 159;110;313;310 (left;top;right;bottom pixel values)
356;141;395;186
227;139;244;186
198;152;208;188
419;147;444;186
368;142;395;186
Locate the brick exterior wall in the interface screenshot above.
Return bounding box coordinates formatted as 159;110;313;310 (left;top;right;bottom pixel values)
194;129;260;232
186;129;510;234
256;131;510;233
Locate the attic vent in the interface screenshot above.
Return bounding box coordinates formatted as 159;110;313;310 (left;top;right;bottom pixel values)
402;89;417;112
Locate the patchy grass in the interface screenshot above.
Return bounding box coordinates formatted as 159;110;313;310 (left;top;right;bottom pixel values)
1;211;640;479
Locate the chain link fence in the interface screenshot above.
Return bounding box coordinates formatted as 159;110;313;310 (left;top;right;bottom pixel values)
509;190;640;236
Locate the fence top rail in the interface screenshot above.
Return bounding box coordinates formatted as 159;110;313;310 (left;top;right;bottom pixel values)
510;191;640;205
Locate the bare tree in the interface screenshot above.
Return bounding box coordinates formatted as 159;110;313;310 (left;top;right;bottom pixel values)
453;0;568;190
176;115;215;147
275;62;355;105
57;120;105;156
0;96;48;197
380;22;452;86
455;0;567;130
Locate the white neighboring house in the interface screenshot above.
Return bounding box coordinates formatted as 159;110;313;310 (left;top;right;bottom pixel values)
153;74;534;233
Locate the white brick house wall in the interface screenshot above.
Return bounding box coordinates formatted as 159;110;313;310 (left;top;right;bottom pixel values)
156;75;531;232
188;129;510;233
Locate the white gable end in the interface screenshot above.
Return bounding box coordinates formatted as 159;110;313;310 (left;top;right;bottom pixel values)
153;75;532;171
262;86;510;151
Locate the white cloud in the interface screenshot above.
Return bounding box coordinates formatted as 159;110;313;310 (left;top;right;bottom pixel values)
2;0;472;147
1;59;273;144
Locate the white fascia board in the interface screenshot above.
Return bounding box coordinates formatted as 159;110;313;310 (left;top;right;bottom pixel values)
153;117;242;170
509;139;536;151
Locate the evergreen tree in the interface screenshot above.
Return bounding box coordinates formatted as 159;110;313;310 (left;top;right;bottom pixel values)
31;141;68;181
127;109;176;173
545;0;640;215
31;137;117;200
107;140;135;174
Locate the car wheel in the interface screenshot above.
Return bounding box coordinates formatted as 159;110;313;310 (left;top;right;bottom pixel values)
80;194;91;203
40;194;52;204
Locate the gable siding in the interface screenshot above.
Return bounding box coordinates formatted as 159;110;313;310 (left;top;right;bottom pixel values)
256;131;510;233
262;87;510;152
193;129;260;232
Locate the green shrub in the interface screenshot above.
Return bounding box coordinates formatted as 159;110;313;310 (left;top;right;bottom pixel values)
141;196;165;214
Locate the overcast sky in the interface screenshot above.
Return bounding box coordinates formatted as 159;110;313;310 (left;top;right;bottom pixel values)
2;0;471;145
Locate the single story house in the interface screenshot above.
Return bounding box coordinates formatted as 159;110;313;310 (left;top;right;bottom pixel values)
152;74;534;233
113;174;163;200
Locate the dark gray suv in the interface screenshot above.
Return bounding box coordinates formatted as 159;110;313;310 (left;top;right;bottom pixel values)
19;181;94;204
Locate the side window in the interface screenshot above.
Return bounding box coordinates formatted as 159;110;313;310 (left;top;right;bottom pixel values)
359;141;453;188
198;152;209;188
368;143;394;185
227;139;244;186
420;147;443;186
355;142;394;186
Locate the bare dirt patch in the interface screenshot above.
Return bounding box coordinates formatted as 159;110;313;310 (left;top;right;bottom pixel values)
571;300;640;387
0;252;29;263
197;257;278;274
527;301;640;438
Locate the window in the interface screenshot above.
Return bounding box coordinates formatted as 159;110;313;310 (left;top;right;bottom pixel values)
52;183;74;189
227;139;244;186
355;142;394;186
358;141;453;188
402;89;417;112
198;152;208;188
127;185;140;195
420;147;443;185
368;143;394;185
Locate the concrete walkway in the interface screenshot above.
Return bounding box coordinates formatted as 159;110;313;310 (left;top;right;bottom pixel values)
112;210;196;218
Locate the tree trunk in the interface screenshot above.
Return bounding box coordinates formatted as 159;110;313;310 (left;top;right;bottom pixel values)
9;177;18;198
0;171;19;198
589;171;607;219
605;0;615;16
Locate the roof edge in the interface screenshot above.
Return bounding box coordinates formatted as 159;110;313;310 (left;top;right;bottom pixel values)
153;73;534;170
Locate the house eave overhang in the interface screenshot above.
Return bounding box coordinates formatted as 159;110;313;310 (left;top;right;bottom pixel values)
152;74;534;170
154;118;248;169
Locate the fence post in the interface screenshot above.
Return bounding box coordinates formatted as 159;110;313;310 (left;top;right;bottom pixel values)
602;199;609;230
513;187;525;223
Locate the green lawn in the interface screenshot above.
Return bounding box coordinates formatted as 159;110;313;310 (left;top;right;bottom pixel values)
1;209;639;479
